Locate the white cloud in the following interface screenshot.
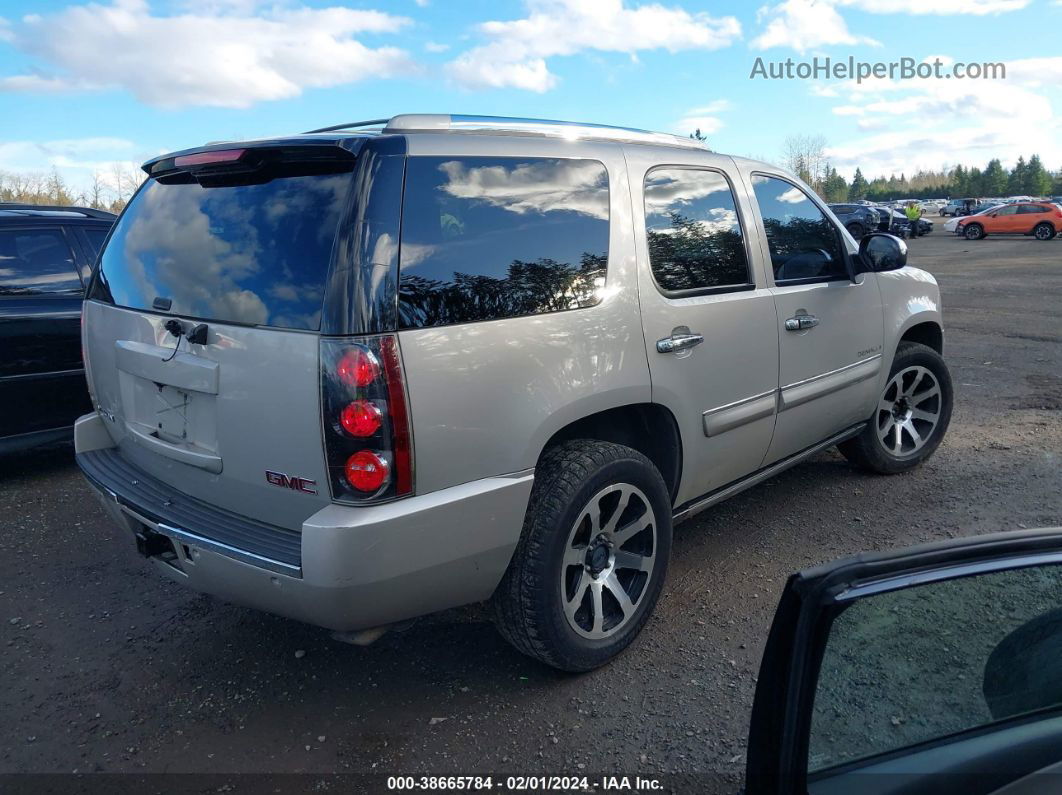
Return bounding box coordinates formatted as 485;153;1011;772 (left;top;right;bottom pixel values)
425;41;450;53
674;100;732;138
0;0;414;109
819;57;1062;176
0;17;12;43
751;0;880;53
447;0;741;92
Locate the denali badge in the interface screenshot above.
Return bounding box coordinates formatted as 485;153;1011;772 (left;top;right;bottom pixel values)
265;470;318;495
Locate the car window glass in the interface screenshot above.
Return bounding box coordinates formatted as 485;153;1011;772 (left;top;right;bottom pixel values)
83;226;109;256
398;156;609;328
1018;205;1047;214
643;168;750;293
750;175;846;282
996;206;1018;216
809;564;1062;773
0;228;82;296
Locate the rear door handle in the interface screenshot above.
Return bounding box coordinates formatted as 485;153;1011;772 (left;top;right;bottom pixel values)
785;314;819;331
656;332;704;354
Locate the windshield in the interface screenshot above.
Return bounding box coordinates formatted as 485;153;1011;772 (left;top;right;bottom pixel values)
90;170;352;330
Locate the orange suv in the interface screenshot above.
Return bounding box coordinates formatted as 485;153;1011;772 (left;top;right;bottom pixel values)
957;201;1061;240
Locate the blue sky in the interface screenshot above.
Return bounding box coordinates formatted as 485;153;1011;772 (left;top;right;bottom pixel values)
1;0;1060;193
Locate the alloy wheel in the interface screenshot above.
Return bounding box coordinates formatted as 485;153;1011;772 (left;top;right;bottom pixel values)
876;365;943;457
560;483;657;640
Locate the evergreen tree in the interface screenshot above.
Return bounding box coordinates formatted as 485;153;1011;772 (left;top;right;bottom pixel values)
967;167;984;197
982;158;1007;196
1025;155;1052;197
950;165;967;197
1007;156;1027;195
849;168;868;200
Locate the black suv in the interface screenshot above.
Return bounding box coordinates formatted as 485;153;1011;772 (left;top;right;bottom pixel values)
827;203;880;239
0;203;116;453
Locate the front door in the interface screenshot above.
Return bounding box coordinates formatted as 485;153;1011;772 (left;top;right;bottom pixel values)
629;153;779;506
742;173;884;464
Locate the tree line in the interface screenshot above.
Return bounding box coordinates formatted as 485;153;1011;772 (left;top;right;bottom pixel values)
781;134;1060;203
0;164;145;213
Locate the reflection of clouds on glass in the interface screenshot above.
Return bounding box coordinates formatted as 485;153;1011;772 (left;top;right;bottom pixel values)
104;173;348;329
396;241;436;269
644;170;731;218
778;186;806;204
436;158;609;220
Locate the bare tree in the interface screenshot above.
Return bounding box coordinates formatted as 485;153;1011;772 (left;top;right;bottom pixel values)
88;170;107;209
783;133;828;191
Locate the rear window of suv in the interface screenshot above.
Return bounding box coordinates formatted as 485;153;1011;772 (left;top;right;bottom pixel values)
90;171;351;330
397;156;609;329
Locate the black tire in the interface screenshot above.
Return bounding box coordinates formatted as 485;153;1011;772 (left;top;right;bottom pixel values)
839;342;953;475
964;223;984;240
846;222;866;239
493;440;672;672
1033;222;1055;241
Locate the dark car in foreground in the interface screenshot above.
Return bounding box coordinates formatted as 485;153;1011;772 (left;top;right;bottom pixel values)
0;203;116;453
828;203;880;238
747;527;1062;794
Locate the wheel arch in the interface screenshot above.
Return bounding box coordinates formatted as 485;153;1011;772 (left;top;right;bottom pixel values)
899;320;944;355
537;403;683;504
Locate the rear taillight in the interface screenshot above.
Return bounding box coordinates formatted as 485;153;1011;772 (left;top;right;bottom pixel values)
321;335;413;503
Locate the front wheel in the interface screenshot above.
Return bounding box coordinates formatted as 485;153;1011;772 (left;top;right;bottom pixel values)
493;440;672;671
1034;223;1056;241
839;342;953;475
964;223;984;240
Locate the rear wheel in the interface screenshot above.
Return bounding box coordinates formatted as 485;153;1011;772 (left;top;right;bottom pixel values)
964;223;984;240
493;440;672;671
839;342;953;475
846;222;866;239
1034;222;1056;240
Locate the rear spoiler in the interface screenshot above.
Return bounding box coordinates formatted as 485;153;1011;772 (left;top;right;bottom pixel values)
142;137;365;179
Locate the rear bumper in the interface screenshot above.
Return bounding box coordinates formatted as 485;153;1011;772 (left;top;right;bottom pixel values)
75;413;533;632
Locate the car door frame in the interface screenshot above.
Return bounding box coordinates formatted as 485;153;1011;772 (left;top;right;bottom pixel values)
625;150;782;506
735;166;884;464
746;527;1062;795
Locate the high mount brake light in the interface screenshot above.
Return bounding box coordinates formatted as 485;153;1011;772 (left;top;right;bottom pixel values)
321;336;414;503
174;149;247;167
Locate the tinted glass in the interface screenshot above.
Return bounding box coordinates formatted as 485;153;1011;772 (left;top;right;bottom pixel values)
92;173;351;330
0;228;81;295
1018;205;1048;214
751;175;845;282
809;564;1062;772
398;156;609;328
83;226;109;256
643;168;749;293
996;205;1018;216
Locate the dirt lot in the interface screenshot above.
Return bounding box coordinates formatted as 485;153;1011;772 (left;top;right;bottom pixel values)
1;232;1060;792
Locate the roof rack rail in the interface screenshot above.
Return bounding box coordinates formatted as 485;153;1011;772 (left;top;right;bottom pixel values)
299;114;709;150
302;119;389;135
0;202;117;219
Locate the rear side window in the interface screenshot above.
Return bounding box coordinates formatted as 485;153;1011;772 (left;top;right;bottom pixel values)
398;156;609;328
643;168;750;294
1018;205;1048;214
91;172;351;330
0;228;82;296
751;175;846;283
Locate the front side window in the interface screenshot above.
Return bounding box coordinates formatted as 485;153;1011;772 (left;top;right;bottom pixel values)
398;156;609;328
751;175;846;283
0;228;81;296
643;168;750;294
995;205;1018;216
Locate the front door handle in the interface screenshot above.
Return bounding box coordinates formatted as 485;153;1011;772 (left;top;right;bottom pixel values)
785;313;819;331
656;331;704;354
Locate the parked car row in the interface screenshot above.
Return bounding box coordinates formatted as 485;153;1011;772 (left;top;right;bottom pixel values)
955;201;1061;240
0;202;115;453
829;203;932;239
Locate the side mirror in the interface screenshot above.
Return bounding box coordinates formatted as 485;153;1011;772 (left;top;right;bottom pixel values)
855;232;907;274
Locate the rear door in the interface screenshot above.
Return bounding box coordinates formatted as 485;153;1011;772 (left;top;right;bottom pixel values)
0;224;90;439
741;171;884;464
746;527;1062;795
83;146;358;530
628;150;779;505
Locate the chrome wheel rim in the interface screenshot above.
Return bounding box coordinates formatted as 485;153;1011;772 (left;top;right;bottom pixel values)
876;366;942;457
1035;225;1051;240
560;483;657;640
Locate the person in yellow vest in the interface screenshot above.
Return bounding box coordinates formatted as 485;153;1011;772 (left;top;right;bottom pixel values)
905;202;923;238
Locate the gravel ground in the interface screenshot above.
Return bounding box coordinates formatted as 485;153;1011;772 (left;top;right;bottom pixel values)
1;232;1060;792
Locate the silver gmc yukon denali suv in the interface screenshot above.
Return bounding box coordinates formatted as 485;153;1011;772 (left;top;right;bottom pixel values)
76;114;953;671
